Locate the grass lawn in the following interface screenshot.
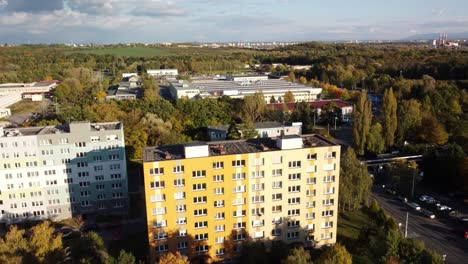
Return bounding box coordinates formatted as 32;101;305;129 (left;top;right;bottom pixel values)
338;209;374;264
9;100;49;114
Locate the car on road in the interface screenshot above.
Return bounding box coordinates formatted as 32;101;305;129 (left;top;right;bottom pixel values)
419;195;435;203
437;205;452;211
386;189;396;195
420;208;436;219
407;202;421;211
398;196;408;203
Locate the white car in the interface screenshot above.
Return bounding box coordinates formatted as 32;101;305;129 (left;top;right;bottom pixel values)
419;195;435;203
437;205;452;211
408;202;421;211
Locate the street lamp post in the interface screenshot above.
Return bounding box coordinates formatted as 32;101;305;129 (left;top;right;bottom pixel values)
404;212;409;238
334;116;338;130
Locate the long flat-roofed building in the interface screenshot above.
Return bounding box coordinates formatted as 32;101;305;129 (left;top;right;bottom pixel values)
0;81;58;96
0;121;128;224
169;76;322;102
208;121;303;141
143;135;340;262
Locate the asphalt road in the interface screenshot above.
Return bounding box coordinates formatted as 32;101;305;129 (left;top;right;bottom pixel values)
371;187;468;264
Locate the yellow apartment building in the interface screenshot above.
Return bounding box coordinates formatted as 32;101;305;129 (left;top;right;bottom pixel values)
143;135;340;263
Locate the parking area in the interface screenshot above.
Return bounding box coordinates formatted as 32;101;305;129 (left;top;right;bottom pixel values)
372;186;468;264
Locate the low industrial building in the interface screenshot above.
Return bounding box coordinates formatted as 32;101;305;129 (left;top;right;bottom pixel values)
106;75;142;101
208;121;303;141
268;99;353;121
169;75;322;102
0;81;58;96
147;69;178;77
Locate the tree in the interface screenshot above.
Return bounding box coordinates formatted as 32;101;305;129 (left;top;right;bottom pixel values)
159;252;190;264
366;122;385;155
396;100;421;145
288;71;296;83
226;122;241;140
339;148;372;211
353;90;372;155
282;247;312;264
240;241;268;264
299;76;307;84
283;91;295;103
269;95;277;103
115;250;136;264
142;77;159;101
317;244;352;264
382;88;397;148
238;122;259;139
419;114;448;145
242;92;266;123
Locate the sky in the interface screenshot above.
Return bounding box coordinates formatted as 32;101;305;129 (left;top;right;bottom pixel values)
0;0;467;44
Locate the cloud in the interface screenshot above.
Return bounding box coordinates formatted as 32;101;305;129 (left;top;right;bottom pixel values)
3;0;63;12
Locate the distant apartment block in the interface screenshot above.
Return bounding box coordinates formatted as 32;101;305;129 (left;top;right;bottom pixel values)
207;122;302;141
143;135;339;262
169;75;322;102
147;69;179;77
0;122;128;224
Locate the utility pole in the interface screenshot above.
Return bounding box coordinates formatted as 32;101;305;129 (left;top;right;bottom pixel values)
404;212;409;238
411;171;415;199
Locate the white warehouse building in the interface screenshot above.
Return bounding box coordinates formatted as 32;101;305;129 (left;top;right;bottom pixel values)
169;75;322;102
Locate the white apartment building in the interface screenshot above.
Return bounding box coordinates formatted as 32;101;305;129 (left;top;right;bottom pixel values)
0;121;128;224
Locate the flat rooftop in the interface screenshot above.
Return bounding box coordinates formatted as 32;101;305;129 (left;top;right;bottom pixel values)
208;121;301;132
0;122;122;138
172;79;321;94
143;134;337;162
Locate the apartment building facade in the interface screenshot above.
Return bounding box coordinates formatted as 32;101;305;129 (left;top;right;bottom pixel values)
0;121;128;224
143;135;340;262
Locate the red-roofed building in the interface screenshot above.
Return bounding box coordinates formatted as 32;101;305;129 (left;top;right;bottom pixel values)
268;99;353;122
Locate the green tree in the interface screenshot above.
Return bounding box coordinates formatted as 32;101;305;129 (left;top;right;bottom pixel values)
396;99;421;145
419;114;448;145
317;244;352;264
242;92;266;123
353;90;372;155
240;241;268;264
159;252;190;264
382;88;397;148
288;71;296;83
284;91;295;103
282;247;312;264
142;77;160;101
339;148;372;211
238;122;259;139
269;95;277;103
114;250;136;264
299;76;307;84
367;122;385;155
226;122;241;140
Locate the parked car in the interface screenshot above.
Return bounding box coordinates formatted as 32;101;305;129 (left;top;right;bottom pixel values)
408;202;421;211
398;196;408;203
386;189;396;195
419;195;435;203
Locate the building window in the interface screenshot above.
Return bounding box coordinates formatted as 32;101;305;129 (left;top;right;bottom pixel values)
213;161;224;169
173;165;184;173
324;186;335;195
152;207;166;215
272;181;282;189
213;174;224;182
307;153;317;160
272;156;282;164
325;152;336;159
149;168;164;175
288;161;301;168
323;163;336;171
272;229;281;236
150;181;165;189
288;185;301;193
174;179;185;187
232;160;245;167
251;171;265;179
174;192;186;200
251;183;265;191
194;233;208;241
193;196;207;204
233;185;245;193
287;231;299;240
175;204;186;212
323;199;335;206
306;201;316;208
288;197;300;204
272;193;282;201
288;173;301;181
321;232;333;240
251;195;264;203
324;175;336;183
232;173;246;181
322;210;334;217
307;165;317;173
306;189;316;197
193;183;207;191
272;205;282;213
214;212;225;220
214;200;224;208
272;169;282;176
287;209;300;216
233;210;246;217
321;221;334;229
192;170;206;178
213;187;224;195
195;245;209;253
194;221;208;229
